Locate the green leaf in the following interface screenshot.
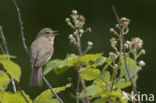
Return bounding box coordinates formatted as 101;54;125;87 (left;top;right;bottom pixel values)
0;91;32;103
120;57;137;80
44;59;67;75
0;59;21;82
80;68;101;81
33;83;71;103
92;98;107;103
44;54;77;75
114;79;131;89
95;56;107;66
80;84;99;99
0;70;10;91
0;55;16;59
68;53;103;67
94;71;111;85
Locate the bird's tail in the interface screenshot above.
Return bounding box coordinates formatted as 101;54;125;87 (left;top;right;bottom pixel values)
29;67;42;86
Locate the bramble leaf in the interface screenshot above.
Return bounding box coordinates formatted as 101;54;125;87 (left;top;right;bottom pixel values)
0;59;21;82
0;55;16;59
120;57;137;80
80;68;101;81
44;54;77;75
0;70;10;91
33;83;71;103
80;84;99;99
0;91;32;103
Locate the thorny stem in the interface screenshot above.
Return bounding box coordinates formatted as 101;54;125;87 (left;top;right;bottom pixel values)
11;0;64;103
43;76;64;103
12;0;29;55
112;6;140;103
75;30;90;103
0;25;17;93
18;85;30;103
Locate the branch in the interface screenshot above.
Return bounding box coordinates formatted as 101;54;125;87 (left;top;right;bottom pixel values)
11;0;64;103
0;25;17;93
112;6;137;94
18;85;30;103
43;76;64;103
12;0;29;55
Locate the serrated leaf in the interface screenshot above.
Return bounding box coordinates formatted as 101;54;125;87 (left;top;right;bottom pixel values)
0;59;21;82
94;71;110;85
0;91;32;103
95;56;107;66
114;78;134;89
93;98;107;103
44;59;67;75
80;84;99;99
68;53;103;67
120;57;137;80
33;83;71;103
0;70;10;91
44;54;77;75
80;68;101;81
0;55;16;59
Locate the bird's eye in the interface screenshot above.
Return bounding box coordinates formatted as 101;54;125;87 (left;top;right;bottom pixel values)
44;31;50;34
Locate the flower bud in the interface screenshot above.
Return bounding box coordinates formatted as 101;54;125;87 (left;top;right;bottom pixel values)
120;17;130;27
139;60;146;67
79;29;84;34
69;34;74;39
72;10;78;15
124;43;129;49
140;49;146;55
109;28;115;32
115;24;120;28
88;41;93;47
65;18;70;22
86;27;92;32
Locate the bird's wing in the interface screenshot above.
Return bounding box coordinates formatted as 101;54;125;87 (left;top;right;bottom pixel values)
30;37;54;67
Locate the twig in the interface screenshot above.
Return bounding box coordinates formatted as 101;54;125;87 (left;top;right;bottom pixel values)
0;25;17;93
12;0;29;55
43;76;64;103
18;85;30;103
77;34;90;103
11;0;64;103
112;6;137;94
76;74;80;103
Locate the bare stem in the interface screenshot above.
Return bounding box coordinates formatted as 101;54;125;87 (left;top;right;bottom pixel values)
11;0;64;102
76;31;90;103
43;76;64;103
0;25;17;93
112;6;138;101
76;73;80;103
18;85;30;103
12;0;29;55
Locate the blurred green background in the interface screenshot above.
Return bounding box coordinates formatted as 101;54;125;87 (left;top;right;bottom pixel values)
0;0;156;103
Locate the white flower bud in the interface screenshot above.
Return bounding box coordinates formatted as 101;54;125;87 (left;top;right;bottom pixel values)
88;41;93;46
124;43;129;49
79;29;84;34
115;24;120;28
69;34;74;39
109;28;115;32
139;60;146;67
140;49;146;54
72;10;78;15
65;18;70;22
126;41;131;45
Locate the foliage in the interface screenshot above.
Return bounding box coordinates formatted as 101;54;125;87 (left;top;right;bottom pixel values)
0;10;145;103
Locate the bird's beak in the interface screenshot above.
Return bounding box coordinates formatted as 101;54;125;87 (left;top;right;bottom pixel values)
53;31;59;36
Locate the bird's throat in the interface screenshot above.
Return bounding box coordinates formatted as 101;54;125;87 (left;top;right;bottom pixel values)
49;36;55;45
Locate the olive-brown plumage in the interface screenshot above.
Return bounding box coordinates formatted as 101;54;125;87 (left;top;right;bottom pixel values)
29;28;56;86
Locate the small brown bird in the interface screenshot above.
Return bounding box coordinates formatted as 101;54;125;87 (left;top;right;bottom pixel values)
29;28;57;86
